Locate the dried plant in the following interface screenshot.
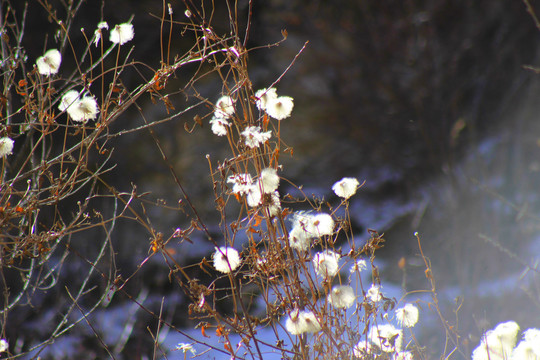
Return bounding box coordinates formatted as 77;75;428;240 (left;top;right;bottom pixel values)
7;1;534;359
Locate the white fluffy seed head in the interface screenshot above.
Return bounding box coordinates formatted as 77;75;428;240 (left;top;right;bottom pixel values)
313;250;340;278
0;137;14;158
0;339;8;353
291;212;314;235
241;126;271;148
288;226;311;251
512;330;540;360
301;310;322;333
492;321;520;348
59;90;80;112
285;308;302;335
254;88;277;111
395;303;419;328
36;49;62;76
263;191;281;217
59;91;99;122
522;328;540;355
212;247;241;273
285;309;321;335
350;258;368;274
369;324;403;353
266;96;294;120
246;184;262;207
291;212;334;239
209;117;230;136
328;285;355;309
214;96;235;118
259;167;280;193
110;23;134;45
332;177;360;199
366;284;382;303
227;173;253;195
472;321;520;360
310;213;334;236
72;96;99;122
